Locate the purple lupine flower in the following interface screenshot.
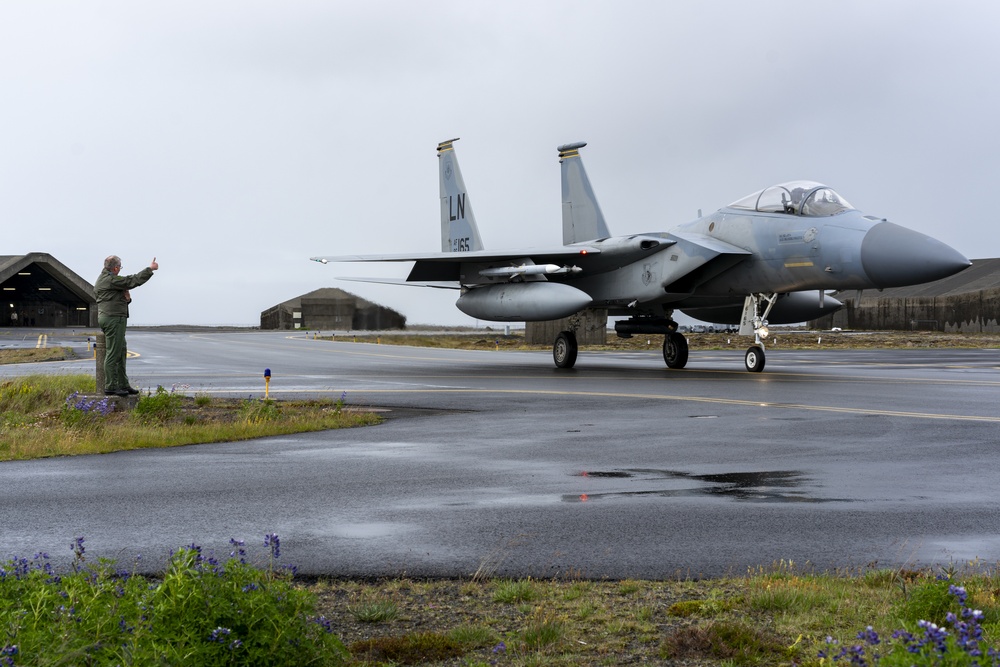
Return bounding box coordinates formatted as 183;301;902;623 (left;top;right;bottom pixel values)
229;538;247;563
264;533;280;559
209;627;231;642
71;536;85;562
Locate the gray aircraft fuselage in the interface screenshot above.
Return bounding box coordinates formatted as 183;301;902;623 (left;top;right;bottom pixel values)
562;205;966;319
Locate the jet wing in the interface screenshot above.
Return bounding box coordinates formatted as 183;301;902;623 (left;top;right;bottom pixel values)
312;246;604;285
310;246;601;265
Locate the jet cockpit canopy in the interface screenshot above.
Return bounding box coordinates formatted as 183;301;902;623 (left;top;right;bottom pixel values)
729;180;854;217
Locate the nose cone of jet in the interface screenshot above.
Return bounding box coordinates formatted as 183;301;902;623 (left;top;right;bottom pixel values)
861;221;971;288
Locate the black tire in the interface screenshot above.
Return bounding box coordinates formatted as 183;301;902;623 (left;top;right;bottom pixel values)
553;331;578;369
745;345;765;373
663;332;689;369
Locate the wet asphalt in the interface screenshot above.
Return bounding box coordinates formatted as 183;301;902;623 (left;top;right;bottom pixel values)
1;329;999;578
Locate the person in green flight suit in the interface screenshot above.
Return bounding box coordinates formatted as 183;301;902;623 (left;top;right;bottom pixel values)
95;255;159;396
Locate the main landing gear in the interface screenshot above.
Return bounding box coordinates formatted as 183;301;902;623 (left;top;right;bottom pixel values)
552;294;777;373
553;330;578;368
662;330;689;369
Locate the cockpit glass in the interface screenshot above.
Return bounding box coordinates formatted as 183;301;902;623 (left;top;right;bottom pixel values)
729;180;854;216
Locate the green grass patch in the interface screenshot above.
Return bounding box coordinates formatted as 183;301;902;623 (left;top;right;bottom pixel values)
0;374;380;460
0;346;76;364
348;597;399;623
1;537;348;666
5;544;1000;666
493;578;537;603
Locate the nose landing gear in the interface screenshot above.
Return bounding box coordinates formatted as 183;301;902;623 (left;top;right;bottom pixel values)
739;293;778;373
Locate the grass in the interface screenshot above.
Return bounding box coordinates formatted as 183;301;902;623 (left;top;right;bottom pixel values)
6;541;999;666
1;536;349;667
0;346;75;364
309;564;1000;666
9;541;1000;667
0;374;380;461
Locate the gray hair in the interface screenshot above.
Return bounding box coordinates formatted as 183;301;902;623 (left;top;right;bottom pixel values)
103;255;122;271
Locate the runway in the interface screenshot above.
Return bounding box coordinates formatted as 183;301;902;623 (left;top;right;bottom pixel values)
2;330;999;578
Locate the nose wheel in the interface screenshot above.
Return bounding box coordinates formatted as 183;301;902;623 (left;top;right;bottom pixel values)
745;345;765;372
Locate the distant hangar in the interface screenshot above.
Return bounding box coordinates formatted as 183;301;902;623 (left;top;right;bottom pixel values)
1;253;96;327
811;258;1000;332
260;288;406;330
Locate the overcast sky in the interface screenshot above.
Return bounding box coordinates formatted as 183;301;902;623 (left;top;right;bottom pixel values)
2;1;996;326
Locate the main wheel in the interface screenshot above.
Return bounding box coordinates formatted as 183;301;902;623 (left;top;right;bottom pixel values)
745;345;765;373
662;332;689;369
553;331;578;369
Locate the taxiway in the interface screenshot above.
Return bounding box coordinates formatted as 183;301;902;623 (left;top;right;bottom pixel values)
1;330;999;578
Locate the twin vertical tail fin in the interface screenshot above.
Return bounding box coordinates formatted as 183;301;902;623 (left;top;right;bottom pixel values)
438;138;485;253
558;142;612;245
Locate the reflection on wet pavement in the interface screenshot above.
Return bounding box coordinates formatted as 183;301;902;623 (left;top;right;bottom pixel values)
565;469;849;503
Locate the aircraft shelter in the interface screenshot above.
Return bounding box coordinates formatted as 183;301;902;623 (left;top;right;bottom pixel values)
0;253;96;328
811;258;1000;332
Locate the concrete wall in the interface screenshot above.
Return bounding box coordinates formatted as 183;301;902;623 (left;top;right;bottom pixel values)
811;288;1000;332
525;309;608;345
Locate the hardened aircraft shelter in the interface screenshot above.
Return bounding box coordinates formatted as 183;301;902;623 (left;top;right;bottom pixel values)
0;253;96;328
811;258;1000;332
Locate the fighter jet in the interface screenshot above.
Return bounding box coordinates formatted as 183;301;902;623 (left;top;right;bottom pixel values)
312;138;970;372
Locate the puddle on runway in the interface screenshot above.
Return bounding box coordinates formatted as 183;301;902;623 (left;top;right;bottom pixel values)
566;468;849;504
915;537;1000;563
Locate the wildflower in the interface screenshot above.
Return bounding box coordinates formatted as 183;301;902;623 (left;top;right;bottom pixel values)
71;536;85;563
264;532;280;559
856;626;880;646
209;627;232;642
229;538;247;563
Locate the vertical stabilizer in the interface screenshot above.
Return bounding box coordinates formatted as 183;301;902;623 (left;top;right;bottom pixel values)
558;142;612;245
438;138;485;252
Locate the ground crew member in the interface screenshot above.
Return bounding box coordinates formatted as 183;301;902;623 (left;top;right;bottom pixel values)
95;255;159;396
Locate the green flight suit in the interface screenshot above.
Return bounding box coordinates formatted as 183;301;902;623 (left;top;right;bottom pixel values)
95;267;154;392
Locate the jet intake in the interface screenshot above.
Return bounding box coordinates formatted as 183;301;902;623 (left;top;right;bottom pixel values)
456;282;592;322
